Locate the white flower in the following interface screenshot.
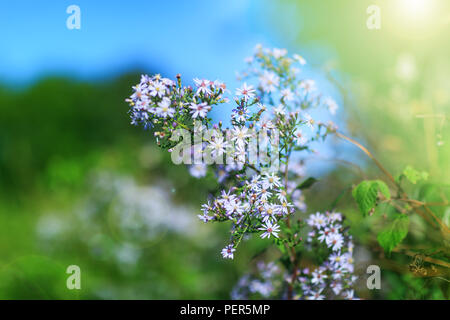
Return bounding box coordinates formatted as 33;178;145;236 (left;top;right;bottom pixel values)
131;85;146;101
189;102;211;119
221;245;236;259
224;198;244;217
307;291;325;300
189;164;207;178
326;233;344;251
232;107;250;123
161;77;174;87
236;83;256;101
213;80;227;94
329;252;344;266
342;252;355;272
307;212;327;229
261;204;280;223
194;78;212;96
330;281;343;295
234;144;247;164
218;189;236;205
293;54;307;66
272;48;287;59
281;88;294;102
231;126;251;148
276;189;287;203
257;188;272;201
257;118;275;131
258;221;280;239
318;227;333;243
135;98;150;110
325;97;338;115
262;172;282;189
208;137;229;157
327;211;342;223
156;97;175;118
149;81;166;97
303;113;315;131
259;71;279;93
311;270;327;285
273;104;286;116
198;213;213;223
249;175;262;191
279;201;293;215
293;128;307;146
299;79;316;95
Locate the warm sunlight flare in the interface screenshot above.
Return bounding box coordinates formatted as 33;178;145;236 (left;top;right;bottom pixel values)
394;0;438;23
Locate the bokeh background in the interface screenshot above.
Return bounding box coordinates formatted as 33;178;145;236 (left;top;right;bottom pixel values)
0;0;448;299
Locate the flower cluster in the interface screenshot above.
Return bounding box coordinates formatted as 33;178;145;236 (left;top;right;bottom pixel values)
126;45;355;299
197;172;294;259
295;211;357;300
231;262;282;299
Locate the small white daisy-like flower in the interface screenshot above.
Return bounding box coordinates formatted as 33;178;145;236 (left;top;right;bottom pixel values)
258;221;280;239
193;78;212;96
197;213;213;223
156;97;175;118
235;83;256;101
279;201;293;215
262;172;282;189
293;128;307;146
231;126;251;148
272;48;287;59
303;113;315;131
307;288;325;300
307;212;327;229
208;137;229;158
221;245;236;259
299;79;316;95
273;104;286;116
293;53;307;66
325;97;338;115
281;88;294;102
261;204;280;223
311;270;327;285
189;102;211;119
326;233;344;251
259;70;279;93
149;81;166;97
189;164;207;178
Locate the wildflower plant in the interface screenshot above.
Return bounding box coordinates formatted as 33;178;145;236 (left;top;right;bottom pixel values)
125;45;357;299
126;45;450;299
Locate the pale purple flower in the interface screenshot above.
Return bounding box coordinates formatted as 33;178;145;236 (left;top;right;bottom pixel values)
236;83;256;101
258;221;280;239
221;245;236;259
189;102;211;119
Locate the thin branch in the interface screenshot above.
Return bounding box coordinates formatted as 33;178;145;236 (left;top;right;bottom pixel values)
335;131;449;234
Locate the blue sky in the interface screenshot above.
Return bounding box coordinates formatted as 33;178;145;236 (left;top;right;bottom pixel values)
0;0;286;86
0;0;356;172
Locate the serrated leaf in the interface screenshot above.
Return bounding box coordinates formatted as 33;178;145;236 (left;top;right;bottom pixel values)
377;214;409;255
295;177;318;190
352;180;390;216
376;180;390;200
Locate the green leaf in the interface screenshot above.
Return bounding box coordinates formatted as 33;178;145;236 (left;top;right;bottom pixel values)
352;180;391;216
377;214;410;255
295;177;318;190
403;165;429;184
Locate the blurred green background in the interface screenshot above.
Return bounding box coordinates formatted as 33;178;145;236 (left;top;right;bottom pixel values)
0;0;449;299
